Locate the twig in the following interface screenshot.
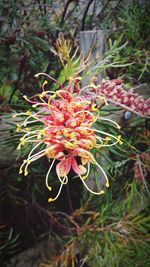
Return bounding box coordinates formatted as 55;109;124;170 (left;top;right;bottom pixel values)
136;154;150;197
81;0;94;31
60;0;75;27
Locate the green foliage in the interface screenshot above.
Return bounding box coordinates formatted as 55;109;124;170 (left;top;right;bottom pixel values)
1;102;149;267
119;4;150;45
84;36;132;80
109;3;150;83
40;180;150;267
0;226;20;266
0;1;150;266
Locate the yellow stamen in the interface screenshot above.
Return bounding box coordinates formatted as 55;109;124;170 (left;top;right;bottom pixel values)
99;117;121;129
17;144;21;150
26;111;31;116
64;140;75;149
70;132;78;139
21;140;26;146
117;135;123;145
48;176;67;202
24;170;28;176
25;127;30;132
39;92;47;98
79;175;105;195
16;124;22;132
91;104;98;112
43;80;48;86
106;181;109;187
19;168;23;174
48;198;53;202
99;96;108;105
105;136;111;144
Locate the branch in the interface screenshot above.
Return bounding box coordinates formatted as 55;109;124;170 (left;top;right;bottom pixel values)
60;0;76;27
81;0;94;31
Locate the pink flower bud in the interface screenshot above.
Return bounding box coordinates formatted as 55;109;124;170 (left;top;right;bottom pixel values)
98;79;150;117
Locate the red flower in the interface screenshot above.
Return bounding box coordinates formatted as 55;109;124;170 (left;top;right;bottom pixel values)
15;74;122;202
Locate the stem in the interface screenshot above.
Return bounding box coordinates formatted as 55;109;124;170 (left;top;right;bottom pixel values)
66;182;73;214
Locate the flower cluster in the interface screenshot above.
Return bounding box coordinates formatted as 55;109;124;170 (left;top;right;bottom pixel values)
98;79;150;117
14;75;122;202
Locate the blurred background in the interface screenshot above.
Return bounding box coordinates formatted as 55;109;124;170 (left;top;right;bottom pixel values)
0;1;150;266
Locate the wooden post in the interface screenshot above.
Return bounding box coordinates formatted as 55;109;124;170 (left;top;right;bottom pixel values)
80;30;110;86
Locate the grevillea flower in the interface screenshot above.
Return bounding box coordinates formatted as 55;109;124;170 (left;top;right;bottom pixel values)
14;74;122;202
97;79;150;117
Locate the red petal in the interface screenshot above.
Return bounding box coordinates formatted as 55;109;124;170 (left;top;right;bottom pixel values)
71;157;82;175
56;158;71;177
